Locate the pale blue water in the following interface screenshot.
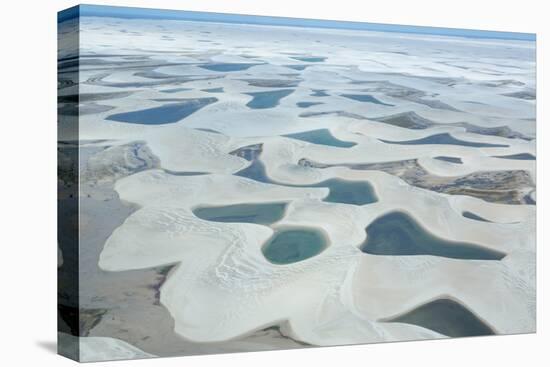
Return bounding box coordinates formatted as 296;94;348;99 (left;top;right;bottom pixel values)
245;89;294;109
262;228;327;264
201;87;224;93
388;299;494;337
290;56;326;62
199;63;260;72
434;156;463;164
494;153;535;160
160;87;192;93
106;98;217;124
235;158;271;183
309;179;377;205
283;129;356;148
193;202;287;225
341;94;394;106
381;133;508;148
296;102;324;108
311;89;330;97
360;211;505;260
235;159;377;206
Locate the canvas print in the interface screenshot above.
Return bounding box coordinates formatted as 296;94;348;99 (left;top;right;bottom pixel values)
57;4;536;362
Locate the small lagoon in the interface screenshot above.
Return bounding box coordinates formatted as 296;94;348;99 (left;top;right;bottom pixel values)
235;159;377;206
341;94;394;106
199;63;261;72
285;65;309;71
193;202;287;225
106;97;217;124
494;153;535;160
283;129;357;148
262;227;328;264
201;87;224;93
308;179;377;206
387;298;494;337
311;89;329;97
360;211;505;260
434;156;463;164
381;133;508;148
246;89;294;109
160;87;192;93
296;102;324;108
290;56;326;63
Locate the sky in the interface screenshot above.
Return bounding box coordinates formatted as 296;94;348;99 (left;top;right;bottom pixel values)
58;4;535;42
